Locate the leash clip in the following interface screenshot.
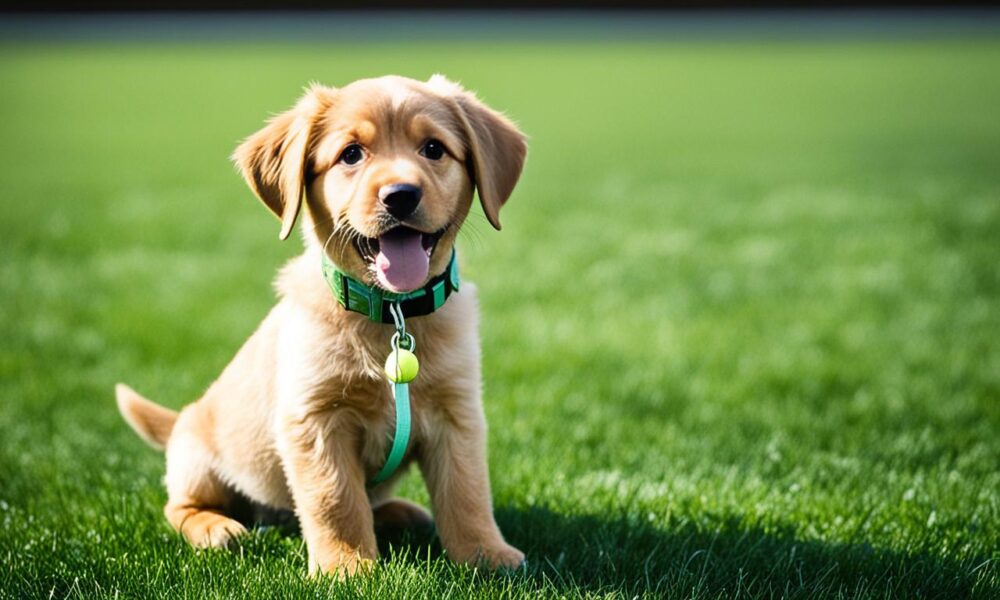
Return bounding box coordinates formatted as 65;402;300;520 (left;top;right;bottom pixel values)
388;302;414;351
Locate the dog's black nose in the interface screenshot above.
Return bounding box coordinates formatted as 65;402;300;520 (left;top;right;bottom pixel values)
379;184;422;220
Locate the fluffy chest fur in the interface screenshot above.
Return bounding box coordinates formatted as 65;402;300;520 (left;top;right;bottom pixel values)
269;251;483;485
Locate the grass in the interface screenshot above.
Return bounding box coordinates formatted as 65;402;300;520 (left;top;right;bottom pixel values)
1;32;1000;599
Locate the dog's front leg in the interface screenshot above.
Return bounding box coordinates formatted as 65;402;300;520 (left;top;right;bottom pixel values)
419;410;524;570
277;410;376;577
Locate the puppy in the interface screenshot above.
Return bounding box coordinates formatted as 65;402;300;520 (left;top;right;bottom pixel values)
115;75;527;576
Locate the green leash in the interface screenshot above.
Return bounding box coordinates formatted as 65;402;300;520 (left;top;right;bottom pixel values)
369;303;417;485
370;382;411;484
321;257;460;485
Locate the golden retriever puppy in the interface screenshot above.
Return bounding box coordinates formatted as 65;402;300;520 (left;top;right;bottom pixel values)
115;74;527;577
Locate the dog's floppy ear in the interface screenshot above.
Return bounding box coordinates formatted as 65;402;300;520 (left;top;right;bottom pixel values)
429;75;527;231
232;85;333;240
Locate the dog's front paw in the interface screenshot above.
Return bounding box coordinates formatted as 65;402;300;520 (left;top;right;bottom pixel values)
481;543;525;570
452;542;525;571
311;554;376;580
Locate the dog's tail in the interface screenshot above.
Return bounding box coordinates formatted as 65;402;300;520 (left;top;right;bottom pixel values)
115;383;178;451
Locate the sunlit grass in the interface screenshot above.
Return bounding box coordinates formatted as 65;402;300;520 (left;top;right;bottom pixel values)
1;36;999;598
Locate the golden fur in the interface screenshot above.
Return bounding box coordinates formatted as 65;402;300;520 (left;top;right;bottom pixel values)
115;75;527;577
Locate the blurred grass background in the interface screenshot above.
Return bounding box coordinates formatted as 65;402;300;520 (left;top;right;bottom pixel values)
1;30;999;598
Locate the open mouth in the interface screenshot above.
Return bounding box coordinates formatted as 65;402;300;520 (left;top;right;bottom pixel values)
353;226;447;293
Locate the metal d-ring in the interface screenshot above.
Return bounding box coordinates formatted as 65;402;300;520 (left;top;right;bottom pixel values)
390;331;415;352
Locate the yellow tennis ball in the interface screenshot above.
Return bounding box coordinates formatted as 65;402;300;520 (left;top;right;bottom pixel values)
384;349;419;383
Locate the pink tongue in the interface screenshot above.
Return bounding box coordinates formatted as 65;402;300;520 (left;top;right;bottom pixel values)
375;229;429;292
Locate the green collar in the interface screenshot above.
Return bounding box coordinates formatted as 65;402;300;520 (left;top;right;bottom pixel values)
321;250;460;323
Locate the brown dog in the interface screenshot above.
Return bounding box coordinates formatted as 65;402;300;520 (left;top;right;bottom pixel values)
115;75;527;577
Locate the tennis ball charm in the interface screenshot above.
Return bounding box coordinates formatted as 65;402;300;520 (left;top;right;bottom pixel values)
385;349;419;383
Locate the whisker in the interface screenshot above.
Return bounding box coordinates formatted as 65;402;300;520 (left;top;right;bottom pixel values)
321;229;338;256
458;218;487;251
306;214;337;236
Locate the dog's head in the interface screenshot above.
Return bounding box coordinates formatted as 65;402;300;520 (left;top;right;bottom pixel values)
233;75;526;293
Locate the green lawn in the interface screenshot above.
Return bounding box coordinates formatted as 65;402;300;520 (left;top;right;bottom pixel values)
1;34;999;599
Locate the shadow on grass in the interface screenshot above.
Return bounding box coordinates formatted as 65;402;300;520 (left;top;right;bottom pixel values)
373;505;995;598
229;497;994;597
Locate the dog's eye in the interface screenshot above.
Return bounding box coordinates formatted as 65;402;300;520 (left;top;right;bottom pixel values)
339;144;365;166
420;139;445;161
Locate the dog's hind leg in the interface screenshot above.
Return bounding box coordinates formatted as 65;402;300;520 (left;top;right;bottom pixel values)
372;498;434;531
369;478;434;531
162;409;247;549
